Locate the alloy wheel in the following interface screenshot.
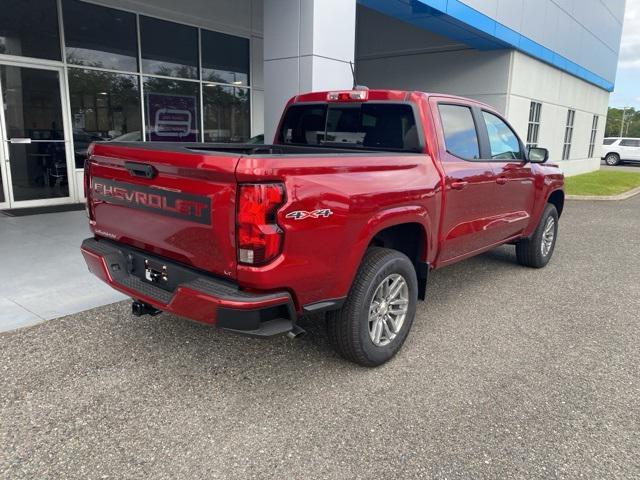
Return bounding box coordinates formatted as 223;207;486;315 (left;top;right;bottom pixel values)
541;216;555;256
368;274;409;347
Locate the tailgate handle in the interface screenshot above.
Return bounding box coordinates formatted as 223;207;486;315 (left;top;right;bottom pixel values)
125;161;156;179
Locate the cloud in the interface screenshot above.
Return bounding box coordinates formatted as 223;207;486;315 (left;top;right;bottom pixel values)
618;0;640;68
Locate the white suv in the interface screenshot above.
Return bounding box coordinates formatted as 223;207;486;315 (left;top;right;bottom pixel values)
602;137;640;166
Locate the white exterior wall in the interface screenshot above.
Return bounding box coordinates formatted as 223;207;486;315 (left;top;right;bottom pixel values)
506;52;609;175
357;49;512;114
356;7;511;113
459;0;624;84
263;0;356;142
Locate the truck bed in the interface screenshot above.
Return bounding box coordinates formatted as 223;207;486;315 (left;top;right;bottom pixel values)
103;141;420;157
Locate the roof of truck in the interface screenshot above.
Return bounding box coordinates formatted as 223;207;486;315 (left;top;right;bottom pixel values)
291;89;497;111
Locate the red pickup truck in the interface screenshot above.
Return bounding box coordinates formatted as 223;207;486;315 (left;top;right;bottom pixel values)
81;89;564;366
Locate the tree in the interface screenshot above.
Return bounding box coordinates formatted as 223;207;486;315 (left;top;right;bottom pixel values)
605;107;640;138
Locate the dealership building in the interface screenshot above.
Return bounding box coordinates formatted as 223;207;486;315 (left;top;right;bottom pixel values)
0;0;625;210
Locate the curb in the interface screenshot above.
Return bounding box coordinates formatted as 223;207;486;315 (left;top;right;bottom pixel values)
566;186;640;201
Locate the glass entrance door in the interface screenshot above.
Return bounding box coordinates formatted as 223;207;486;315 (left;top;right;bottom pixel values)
0;63;74;208
0;137;7;208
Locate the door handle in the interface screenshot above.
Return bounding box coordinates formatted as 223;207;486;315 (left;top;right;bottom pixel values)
9;138;32;144
451;181;468;190
125;161;157;179
496;176;508;185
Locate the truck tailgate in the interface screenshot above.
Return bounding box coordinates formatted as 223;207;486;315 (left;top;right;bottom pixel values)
87;143;239;279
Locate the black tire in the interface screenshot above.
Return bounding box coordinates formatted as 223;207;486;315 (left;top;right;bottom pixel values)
515;203;559;268
605;153;620;166
326;247;418;367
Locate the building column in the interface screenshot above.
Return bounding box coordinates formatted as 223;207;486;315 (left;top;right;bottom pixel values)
263;0;356;142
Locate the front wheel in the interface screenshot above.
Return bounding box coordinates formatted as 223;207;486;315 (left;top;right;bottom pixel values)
515;203;559;268
327;247;418;367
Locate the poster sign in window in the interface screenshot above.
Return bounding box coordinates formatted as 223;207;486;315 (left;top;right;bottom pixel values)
146;92;197;141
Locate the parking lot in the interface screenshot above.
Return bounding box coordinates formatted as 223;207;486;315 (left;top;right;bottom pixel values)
1;195;639;479
601;160;640;172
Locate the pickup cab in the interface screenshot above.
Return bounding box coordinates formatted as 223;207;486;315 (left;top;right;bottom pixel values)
81;89;564;366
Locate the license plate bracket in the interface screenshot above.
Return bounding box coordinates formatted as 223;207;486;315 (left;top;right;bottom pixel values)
144;259;168;284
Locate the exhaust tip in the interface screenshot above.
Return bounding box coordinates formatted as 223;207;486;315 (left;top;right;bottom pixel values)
286;325;306;339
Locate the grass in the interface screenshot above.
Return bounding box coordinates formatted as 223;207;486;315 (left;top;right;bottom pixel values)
565;170;640;196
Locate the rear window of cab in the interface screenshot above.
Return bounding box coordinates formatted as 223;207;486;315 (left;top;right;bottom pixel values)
278;103;421;152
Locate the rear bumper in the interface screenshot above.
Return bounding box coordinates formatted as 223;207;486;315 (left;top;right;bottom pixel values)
81;237;297;336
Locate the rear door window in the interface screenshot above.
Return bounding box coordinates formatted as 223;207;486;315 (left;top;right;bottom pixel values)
279;103;420;152
620;139;640;147
438;104;480;160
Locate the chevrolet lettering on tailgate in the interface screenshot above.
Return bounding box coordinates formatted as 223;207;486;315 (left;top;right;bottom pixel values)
91;177;211;224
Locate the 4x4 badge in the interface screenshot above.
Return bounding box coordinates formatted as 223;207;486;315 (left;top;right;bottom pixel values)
285;209;333;220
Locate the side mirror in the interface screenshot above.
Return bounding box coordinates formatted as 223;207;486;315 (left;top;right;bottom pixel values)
527;147;549;163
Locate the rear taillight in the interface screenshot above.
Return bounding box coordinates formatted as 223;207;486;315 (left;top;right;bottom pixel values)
237;183;285;265
83;150;94;221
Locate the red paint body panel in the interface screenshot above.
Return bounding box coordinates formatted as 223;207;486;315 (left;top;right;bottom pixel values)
83;90;564;326
235;152;440;307
87;143;239;279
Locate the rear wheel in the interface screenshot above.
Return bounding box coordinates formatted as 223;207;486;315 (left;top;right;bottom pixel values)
327;247;417;367
515;203;558;268
605;153;620;166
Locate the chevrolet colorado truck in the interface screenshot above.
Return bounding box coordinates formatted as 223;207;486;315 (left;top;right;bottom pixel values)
81;89;564;367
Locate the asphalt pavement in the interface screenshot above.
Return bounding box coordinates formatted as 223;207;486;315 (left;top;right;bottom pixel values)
1;196;639;479
600;160;640;172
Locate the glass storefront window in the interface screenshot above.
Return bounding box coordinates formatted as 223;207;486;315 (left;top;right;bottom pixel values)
68;69;142;167
201;30;250;86
203;85;250;143
0;0;60;60
62;0;138;72
140;17;198;79
0;0;254;200
143;77;200;142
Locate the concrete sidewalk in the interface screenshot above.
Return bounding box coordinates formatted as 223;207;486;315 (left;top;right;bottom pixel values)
0;210;125;332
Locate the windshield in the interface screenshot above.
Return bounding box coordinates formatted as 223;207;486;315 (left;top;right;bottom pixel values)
278;103;421;152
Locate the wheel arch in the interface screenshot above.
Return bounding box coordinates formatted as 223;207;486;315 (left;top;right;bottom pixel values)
368;222;429;300
547;189;565;218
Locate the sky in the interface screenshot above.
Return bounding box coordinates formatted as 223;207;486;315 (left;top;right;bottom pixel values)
609;0;640;109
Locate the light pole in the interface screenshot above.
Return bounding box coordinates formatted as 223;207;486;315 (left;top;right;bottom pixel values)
619;107;628;137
